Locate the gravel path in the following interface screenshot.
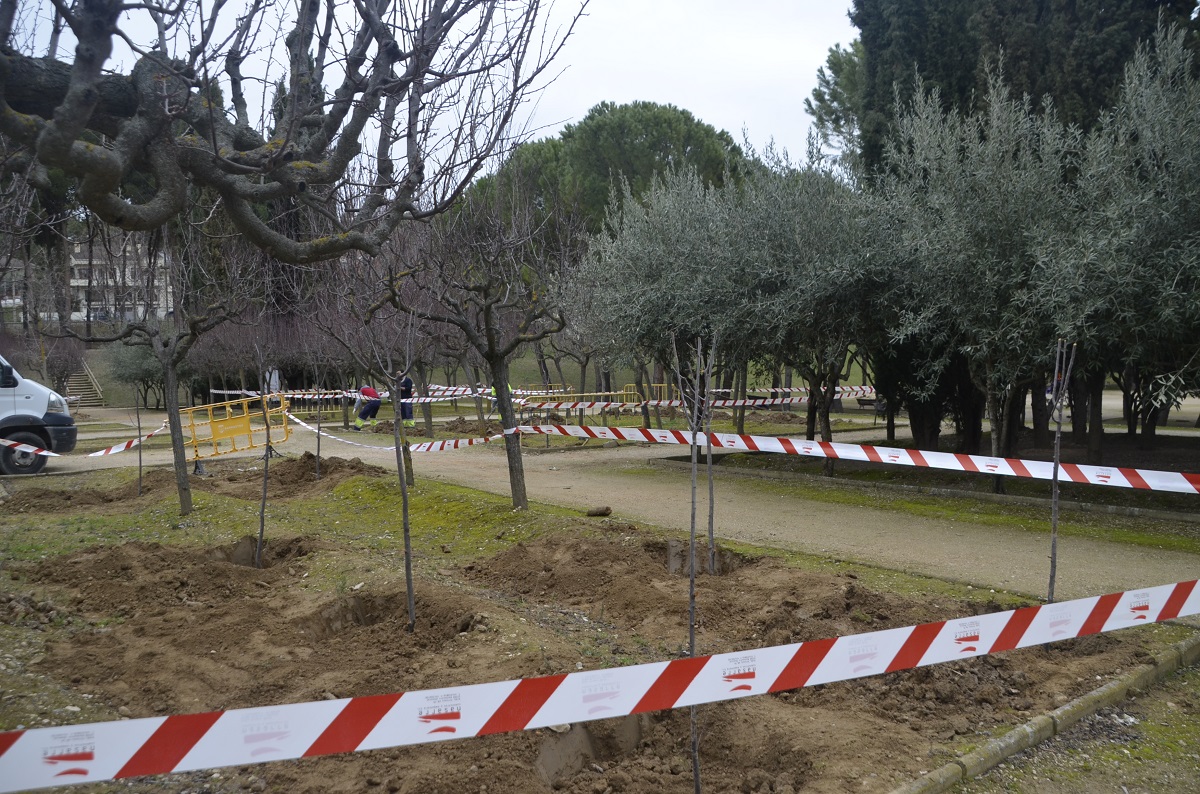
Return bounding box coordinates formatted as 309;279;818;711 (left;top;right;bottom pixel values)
46;408;1200;602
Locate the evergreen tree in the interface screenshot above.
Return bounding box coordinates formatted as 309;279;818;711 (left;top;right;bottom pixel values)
851;0;979;171
559;101;742;231
972;0;1199;130
849;0;1199;172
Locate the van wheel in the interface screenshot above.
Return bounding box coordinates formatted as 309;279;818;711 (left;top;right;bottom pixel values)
0;432;49;475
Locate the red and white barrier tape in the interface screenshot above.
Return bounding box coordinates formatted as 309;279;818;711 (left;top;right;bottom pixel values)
281;413;389;451
213;389;476;404
517;425;1200;495
736;385;876;397
276;390;352;400
86;422;169;457
0;579;1194;792
0;437;58;457
708;397;811;408
522;401;634;410
523;396;857;410
409;435;504;453
284;412;501;454
430;386;490;397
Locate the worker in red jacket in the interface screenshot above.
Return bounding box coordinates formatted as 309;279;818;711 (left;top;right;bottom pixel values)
353;385;381;430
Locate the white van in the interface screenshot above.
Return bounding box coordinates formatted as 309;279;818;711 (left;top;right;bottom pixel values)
0;353;78;475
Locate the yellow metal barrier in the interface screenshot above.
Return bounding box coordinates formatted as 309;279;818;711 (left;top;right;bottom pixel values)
181;396;291;460
521;383;571;395
619;383;676;402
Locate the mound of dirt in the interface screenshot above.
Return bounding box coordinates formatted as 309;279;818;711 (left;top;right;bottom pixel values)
0;502;1177;793
3;469;180;513
443;416;502;435
5;455;393;511
189;453;393;500
746;410;801;423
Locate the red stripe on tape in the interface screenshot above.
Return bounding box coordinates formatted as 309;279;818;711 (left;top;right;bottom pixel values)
1078;593;1122;636
478;676;566;735
304;693;403;757
1060;463;1087;484
778;438;799;455
863;446;883;464
819;441;839;459
886;621;944;672
742;435;760;452
1159;580;1197;621
909;449;929;468
633;657;709;713
955;454;979;473
1183;473;1200;493
989;605;1040;653
1009;458;1032;479
770;638;837;692
115;712;222;779
0;731;21;758
1118;468;1150;490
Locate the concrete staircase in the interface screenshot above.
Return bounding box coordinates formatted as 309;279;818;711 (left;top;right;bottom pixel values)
66;363;105;408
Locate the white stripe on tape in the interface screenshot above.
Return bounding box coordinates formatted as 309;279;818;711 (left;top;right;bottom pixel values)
0;580;1194;791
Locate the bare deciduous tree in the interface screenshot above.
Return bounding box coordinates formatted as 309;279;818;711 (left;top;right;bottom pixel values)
0;0;584;263
382;162;585;509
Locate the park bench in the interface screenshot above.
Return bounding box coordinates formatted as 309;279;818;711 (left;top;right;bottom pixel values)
856;396;888;424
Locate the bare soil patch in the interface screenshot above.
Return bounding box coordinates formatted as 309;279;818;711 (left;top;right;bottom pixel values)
1;461;1187;794
443;416;504;435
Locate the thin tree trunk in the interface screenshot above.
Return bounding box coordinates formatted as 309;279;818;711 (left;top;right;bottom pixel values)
1069;369;1088;444
391;386;416;632
635;364;652;429
735;361;748;435
1086;369;1105;465
468;364;488;435
819;371;837;477
490;357;527;510
1031;374;1051;448
533;340;551;387
987;385;1006;495
417;367;434;437
161;350;193;515
256;392;271;569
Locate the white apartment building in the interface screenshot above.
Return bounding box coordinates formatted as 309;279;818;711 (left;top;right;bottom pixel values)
67;239;174;322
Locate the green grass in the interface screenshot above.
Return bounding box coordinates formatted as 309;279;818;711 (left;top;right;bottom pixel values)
0;472;573;571
694;463;1200;556
3;462;1045;613
955;661;1200;792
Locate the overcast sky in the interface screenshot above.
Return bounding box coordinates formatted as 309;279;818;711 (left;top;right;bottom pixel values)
519;1;858;157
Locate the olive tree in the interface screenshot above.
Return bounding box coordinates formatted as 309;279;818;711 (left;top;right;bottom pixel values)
1038;26;1200;454
876;75;1077;462
737;153;872;452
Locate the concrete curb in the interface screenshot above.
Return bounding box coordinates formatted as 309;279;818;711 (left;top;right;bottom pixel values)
887;628;1200;794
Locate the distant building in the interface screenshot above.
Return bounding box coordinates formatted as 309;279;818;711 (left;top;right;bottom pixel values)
0;238;173;327
68;239;173;322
